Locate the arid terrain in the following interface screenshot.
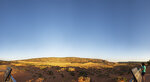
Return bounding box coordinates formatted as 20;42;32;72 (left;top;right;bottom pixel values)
0;57;141;82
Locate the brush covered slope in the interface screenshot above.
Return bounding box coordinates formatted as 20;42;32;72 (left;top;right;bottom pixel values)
0;57;140;82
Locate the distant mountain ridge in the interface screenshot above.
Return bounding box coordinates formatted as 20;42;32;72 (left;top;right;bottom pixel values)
19;57;111;64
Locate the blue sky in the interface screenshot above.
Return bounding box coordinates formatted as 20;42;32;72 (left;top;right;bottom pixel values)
0;0;150;62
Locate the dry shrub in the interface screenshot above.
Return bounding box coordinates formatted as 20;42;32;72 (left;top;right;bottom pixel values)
35;78;44;82
61;73;64;77
37;73;43;77
27;79;34;82
68;67;75;71
78;71;88;77
115;76;127;82
70;72;75;76
47;70;53;75
72;79;77;82
57;68;66;72
78;76;90;82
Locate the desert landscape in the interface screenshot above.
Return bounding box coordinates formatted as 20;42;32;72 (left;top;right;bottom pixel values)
1;0;150;82
0;57;142;82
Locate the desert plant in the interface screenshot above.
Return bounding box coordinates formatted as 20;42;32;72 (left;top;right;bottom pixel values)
38;73;42;77
32;74;36;77
78;71;88;77
58;68;66;72
53;76;56;79
115;76;127;82
70;72;75;76
48;70;53;75
68;67;75;71
61;73;64;77
78;76;90;82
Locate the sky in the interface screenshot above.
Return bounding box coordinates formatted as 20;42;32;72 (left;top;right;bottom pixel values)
0;0;150;62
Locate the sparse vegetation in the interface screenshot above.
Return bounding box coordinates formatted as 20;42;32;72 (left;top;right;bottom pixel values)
78;71;88;77
38;73;42;77
0;57;142;82
61;73;64;78
22;57;110;64
70;72;75;76
58;67;66;72
47;70;53;75
78;76;90;82
53;76;56;79
68;67;75;72
115;76;127;82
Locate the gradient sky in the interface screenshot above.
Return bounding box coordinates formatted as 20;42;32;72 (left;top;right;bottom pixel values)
0;0;150;62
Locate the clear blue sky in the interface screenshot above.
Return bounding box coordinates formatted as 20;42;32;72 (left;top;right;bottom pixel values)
0;0;150;62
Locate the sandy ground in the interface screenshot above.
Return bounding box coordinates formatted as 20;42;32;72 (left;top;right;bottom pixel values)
0;64;135;82
0;57;140;82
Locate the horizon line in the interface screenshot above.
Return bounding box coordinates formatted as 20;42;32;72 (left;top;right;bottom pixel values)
0;56;148;62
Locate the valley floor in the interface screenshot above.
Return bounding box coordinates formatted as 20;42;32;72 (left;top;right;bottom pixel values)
0;63;136;82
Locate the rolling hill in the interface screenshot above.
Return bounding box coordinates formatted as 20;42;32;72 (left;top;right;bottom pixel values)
18;57;113;65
